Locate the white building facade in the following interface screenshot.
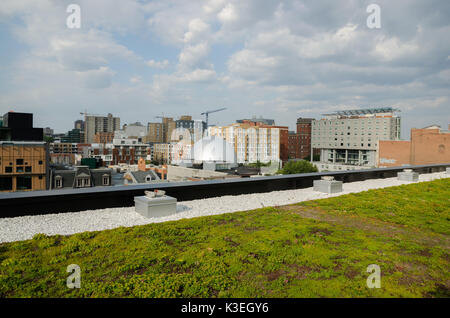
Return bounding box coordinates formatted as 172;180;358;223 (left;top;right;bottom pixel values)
208;124;281;164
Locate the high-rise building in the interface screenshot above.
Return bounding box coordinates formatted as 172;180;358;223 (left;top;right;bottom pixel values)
61;128;84;143
208;121;289;164
288;118;315;160
122;122;147;140
74;120;85;130
43;127;54;138
145;123;164;143
84;113;120;144
175;115;206;143
311;107;401;171
145;117;176;143
236;117;275;126
162;117;176;143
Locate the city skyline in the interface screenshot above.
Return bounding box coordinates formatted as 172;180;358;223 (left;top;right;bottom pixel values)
0;1;449;138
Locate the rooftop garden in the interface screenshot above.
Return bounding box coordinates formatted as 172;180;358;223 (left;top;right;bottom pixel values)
0;178;449;297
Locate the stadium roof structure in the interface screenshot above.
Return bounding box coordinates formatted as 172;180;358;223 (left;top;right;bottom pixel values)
322;107;401;116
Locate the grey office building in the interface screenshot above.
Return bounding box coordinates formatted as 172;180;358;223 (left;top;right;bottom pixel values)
311;108;401;171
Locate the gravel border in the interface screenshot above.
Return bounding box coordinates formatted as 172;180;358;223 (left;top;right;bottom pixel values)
0;171;448;243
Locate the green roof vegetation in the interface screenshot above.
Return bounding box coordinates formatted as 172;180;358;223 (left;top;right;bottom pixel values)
1;178;449;298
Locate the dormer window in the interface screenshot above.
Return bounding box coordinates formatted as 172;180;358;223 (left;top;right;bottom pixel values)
55;176;63;188
102;174;110;186
76;177;90;188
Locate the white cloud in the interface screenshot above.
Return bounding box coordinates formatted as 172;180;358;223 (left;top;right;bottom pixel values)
129;76;142;84
374;37;419;61
183;18;210;43
76;67;115;89
218;3;238;23
181;69;216;82
146;59;169;69
178;42;210;70
203;0;226;14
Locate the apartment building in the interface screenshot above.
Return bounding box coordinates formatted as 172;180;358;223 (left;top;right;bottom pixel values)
89;135;150;166
208;121;288;164
145;118;176;143
152;143;172;164
122;122;147;140
84;113;120;143
49;142;79;165
236;117;275;126
175;116;206;143
74;120;84;130
0;141;48;192
288;118;315;159
93;132;115;144
60;128;84;143
145;123;164;143
311;108;401;171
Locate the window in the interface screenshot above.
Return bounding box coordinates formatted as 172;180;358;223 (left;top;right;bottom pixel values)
76;177;90;188
16;176;32;190
55;176;62;188
25;166;32;173
102;175;109;186
5;167;12;173
0;177;13;191
16;159;24;165
39;160;43;165
16;167;24;173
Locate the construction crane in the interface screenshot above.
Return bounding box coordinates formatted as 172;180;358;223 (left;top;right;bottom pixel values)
201;107;226;127
79;111;102;118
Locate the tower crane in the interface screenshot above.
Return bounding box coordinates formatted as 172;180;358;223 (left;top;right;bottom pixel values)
201;107;226;127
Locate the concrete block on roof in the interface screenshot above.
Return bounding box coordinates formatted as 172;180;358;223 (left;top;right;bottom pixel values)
134;194;177;218
313;176;343;194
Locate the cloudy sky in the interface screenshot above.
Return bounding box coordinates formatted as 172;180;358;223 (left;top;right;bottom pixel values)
0;0;449;137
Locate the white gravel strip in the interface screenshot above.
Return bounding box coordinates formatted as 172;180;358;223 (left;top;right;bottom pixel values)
1;171;448;243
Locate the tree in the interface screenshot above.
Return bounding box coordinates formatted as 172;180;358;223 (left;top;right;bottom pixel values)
277;160;318;175
302;154;320;161
43;136;54;143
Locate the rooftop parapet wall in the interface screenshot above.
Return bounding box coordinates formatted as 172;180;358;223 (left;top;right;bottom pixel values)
0;163;449;218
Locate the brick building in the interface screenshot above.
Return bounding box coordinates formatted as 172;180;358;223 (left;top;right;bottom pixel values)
378;124;450;167
288;118;315;159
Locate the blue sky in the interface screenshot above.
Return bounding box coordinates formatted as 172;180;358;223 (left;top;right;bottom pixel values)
0;0;449;138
